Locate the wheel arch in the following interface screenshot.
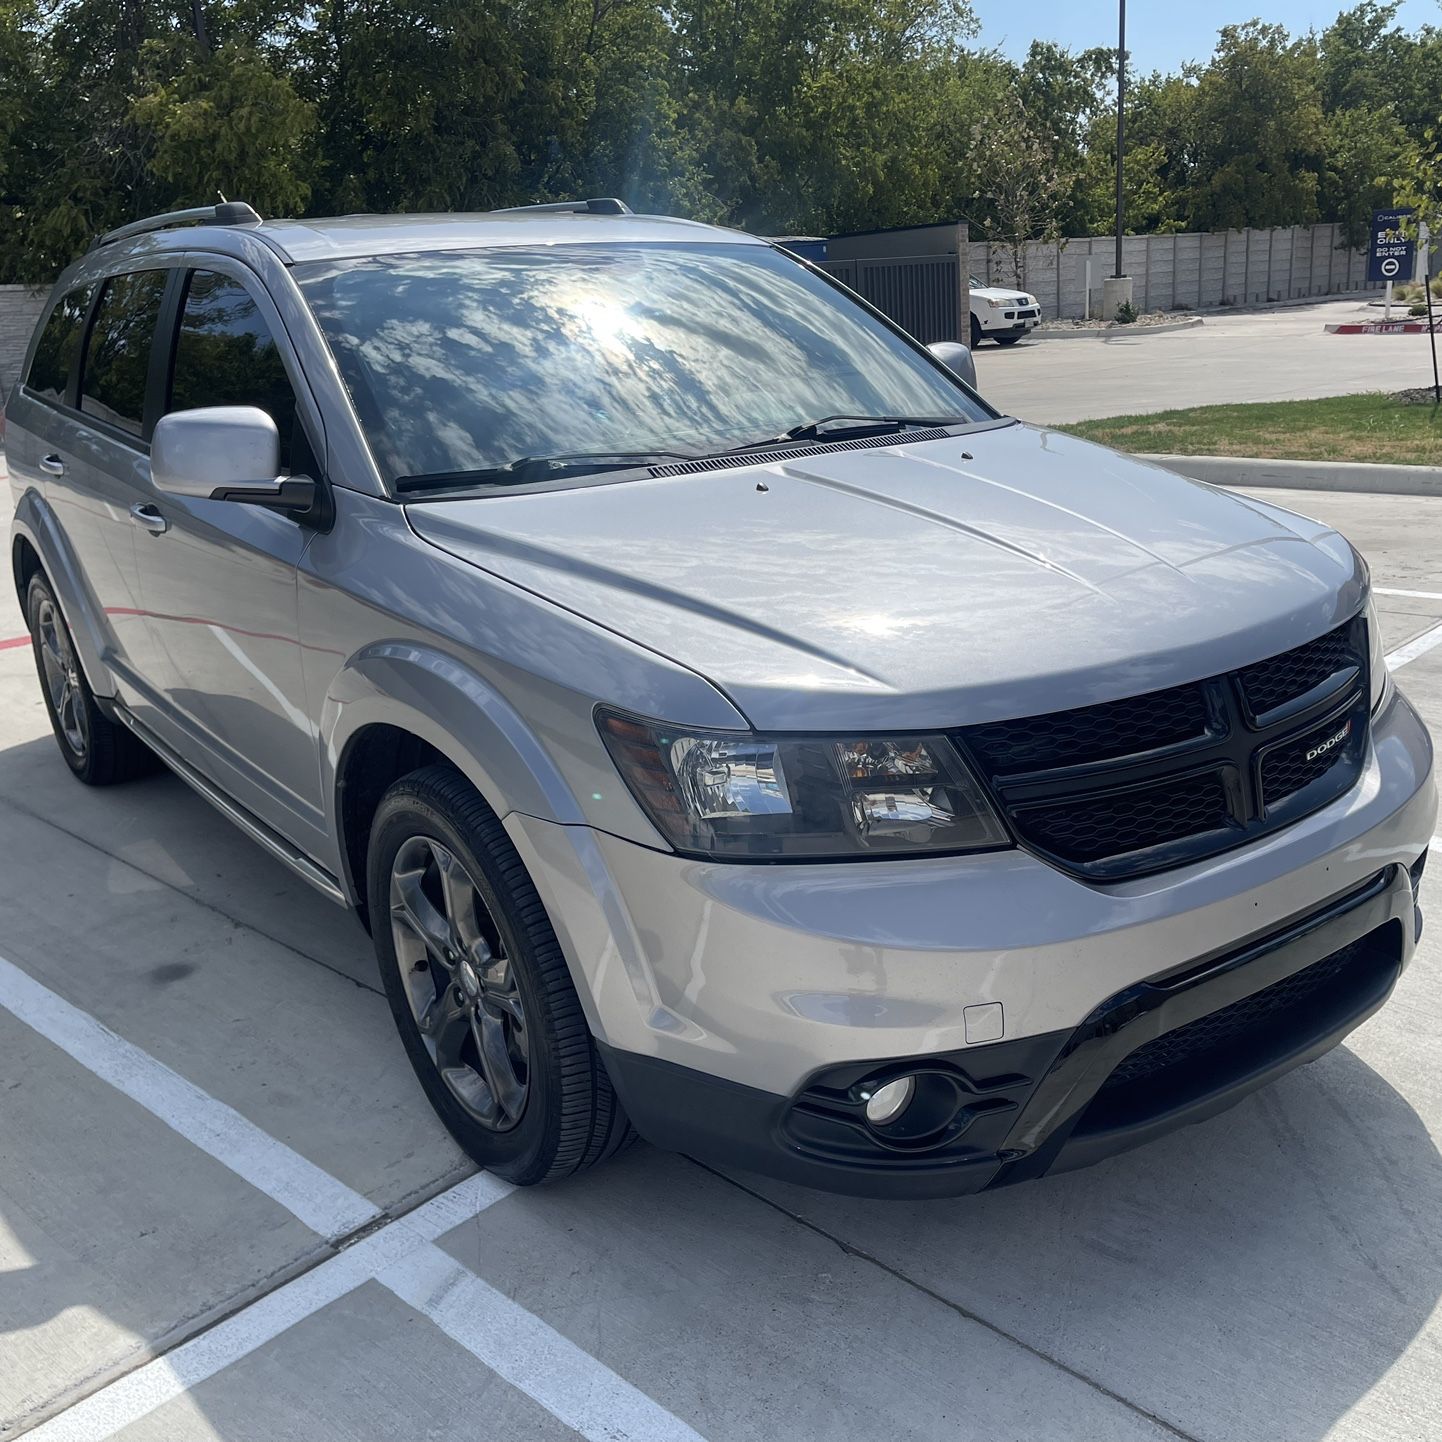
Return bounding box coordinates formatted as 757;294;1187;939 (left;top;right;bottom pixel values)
10;493;113;695
324;641;589;919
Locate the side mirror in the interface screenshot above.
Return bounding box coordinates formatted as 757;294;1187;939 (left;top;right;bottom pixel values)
150;406;330;526
927;341;977;390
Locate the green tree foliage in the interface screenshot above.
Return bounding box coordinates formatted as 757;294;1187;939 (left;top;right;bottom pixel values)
2;0;1442;282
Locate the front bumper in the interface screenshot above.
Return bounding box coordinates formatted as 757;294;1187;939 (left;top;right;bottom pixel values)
601;859;1420;1196
506;688;1434;1196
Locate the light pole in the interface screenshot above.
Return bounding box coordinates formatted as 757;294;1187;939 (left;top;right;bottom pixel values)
1114;0;1125;279
1102;0;1134;318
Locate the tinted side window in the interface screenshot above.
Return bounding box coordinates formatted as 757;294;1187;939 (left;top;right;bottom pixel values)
169;270;297;461
26;285;93;405
80;270;168;437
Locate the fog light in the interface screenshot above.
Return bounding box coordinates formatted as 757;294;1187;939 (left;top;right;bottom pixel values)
864;1075;916;1127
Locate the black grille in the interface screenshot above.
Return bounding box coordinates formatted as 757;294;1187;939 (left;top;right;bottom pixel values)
1238;623;1357;716
1100;936;1367;1092
957;614;1370;880
1017;773;1229;863
1260;714;1355;806
965;682;1208;774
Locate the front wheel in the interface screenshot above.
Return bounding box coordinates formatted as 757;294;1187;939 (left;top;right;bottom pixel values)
367;764;633;1184
969;314;982;348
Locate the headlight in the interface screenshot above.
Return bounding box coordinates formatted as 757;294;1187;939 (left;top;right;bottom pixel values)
1367;594;1392;713
1025;294;1038;306
598;713;1011;860
983;297;1005;309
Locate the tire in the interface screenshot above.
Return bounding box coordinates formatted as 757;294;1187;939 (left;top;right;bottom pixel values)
26;573;156;786
996;335;1022;347
969;314;982;348
368;764;633;1185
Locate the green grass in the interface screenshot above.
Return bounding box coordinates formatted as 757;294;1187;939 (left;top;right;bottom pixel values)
1059;392;1442;466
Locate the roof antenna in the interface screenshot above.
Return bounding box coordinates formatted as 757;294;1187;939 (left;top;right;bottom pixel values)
217;189;228;203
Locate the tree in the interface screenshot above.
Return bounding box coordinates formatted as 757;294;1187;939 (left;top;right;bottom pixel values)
964;92;1077;286
1178;23;1326;232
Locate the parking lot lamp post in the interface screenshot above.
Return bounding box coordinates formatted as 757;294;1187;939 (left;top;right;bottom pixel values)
1101;0;1135;319
1115;0;1125;281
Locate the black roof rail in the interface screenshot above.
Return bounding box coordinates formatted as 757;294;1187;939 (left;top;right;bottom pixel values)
91;200;263;251
490;197;632;216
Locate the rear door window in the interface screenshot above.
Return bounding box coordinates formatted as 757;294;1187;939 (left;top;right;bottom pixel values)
79;270;169;438
168;270;298;463
26;285;94;405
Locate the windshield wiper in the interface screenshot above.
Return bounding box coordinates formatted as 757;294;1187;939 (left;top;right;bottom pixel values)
724;414;975;453
395;450;700;493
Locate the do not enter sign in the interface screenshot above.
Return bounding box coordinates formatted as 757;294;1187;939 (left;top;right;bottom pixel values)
1369;209;1415;284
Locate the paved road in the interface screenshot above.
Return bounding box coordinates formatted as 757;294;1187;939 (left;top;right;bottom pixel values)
2;482;1441;1442
982;298;1441;424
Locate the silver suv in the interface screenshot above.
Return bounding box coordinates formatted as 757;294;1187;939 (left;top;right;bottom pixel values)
6;200;1435;1198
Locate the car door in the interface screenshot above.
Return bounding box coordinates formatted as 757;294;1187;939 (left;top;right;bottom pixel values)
132;261;328;854
38;271;168;698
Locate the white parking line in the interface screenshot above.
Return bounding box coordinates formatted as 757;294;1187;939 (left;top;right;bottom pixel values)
0;954;706;1442
1376;587;1442;602
0;953;380;1240
1386;620;1442;670
21;1173;513;1442
381;1248;707;1442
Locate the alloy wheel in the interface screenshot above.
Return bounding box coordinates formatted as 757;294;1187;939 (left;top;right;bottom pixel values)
35;596;87;759
388;835;529;1130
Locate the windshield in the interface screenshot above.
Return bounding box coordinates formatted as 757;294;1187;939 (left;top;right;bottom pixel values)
296;242;993;487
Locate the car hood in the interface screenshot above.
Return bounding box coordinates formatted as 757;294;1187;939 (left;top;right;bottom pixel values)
972;286;1033;305
406;423;1365;731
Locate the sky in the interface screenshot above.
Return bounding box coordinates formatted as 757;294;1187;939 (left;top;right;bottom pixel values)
971;0;1441;73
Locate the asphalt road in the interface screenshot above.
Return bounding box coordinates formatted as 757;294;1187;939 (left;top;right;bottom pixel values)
981;297;1442;425
2;479;1441;1442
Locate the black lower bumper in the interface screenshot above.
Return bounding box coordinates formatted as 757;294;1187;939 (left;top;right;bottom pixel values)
601;863;1420;1199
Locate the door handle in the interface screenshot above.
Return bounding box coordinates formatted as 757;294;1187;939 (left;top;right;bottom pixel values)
40;454;65;476
129;502;170;536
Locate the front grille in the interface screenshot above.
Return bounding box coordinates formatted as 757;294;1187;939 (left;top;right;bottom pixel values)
1238;623;1356;716
958;614;1369;880
966;682;1208;774
1017;772;1229;863
1099;936;1367;1092
1260;713;1355;807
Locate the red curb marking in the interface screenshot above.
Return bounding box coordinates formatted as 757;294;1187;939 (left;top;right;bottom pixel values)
0;635;30;651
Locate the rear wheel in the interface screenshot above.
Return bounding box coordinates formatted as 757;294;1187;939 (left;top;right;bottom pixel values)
996;335;1022;347
368;764;633;1184
26;573;155;785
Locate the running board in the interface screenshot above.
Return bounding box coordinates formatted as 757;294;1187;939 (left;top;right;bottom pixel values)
113;706;349;907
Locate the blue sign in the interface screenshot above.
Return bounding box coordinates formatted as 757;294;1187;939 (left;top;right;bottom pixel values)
1368;208;1415;283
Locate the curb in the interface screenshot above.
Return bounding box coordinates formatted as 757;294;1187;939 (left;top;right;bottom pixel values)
1137;452;1442;497
1325;320;1439;335
1034;317;1204;341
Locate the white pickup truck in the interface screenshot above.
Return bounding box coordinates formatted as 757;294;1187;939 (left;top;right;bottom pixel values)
969;276;1040;346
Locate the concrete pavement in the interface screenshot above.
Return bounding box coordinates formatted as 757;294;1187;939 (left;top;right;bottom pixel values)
2;482;1441;1441
982;298;1442;425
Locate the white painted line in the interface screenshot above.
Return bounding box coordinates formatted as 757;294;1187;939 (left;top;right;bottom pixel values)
4;957;707;1442
1386;619;1442;670
22;1173;514;1442
380;1246;708;1442
1376;586;1442;602
0;953;379;1241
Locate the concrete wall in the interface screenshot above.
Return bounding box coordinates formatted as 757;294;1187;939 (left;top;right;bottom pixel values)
976;224;1381;319
0;284;49;396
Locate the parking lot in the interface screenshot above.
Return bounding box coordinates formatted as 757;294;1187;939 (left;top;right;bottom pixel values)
981;298;1442;425
3;476;1442;1442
